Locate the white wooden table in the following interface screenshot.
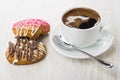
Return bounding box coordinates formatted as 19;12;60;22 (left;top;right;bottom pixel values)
0;0;120;80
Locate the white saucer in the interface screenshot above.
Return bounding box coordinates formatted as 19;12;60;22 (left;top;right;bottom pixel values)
50;25;114;59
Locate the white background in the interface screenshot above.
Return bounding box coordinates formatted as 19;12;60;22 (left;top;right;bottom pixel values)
0;0;120;80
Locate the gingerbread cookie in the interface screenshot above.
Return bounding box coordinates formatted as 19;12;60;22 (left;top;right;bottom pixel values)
12;19;50;39
6;37;46;65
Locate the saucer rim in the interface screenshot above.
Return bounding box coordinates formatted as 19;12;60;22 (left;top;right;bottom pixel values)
50;25;114;59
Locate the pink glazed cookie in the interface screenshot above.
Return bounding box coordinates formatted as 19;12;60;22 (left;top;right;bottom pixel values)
12;19;50;39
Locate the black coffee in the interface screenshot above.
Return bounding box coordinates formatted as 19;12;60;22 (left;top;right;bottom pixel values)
62;8;100;29
79;17;97;29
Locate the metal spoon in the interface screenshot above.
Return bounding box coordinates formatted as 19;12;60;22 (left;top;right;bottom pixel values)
53;35;114;68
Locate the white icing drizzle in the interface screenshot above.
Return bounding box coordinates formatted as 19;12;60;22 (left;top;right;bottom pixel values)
38;42;46;52
31;21;43;36
31;26;40;36
24;26;31;36
31;25;35;36
12;59;18;64
19;26;24;36
23;26;27;36
16;26;20;36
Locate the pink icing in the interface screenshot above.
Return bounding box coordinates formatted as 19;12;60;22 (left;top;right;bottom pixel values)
12;19;50;31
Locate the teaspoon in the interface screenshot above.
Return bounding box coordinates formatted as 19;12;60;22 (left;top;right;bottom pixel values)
53;35;114;68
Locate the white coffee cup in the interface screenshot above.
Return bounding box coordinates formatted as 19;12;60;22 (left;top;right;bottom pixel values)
60;7;102;48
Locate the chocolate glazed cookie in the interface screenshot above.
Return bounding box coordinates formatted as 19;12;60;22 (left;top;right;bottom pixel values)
6;37;46;65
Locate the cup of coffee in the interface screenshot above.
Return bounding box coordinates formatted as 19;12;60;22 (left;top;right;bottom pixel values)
60;7;102;48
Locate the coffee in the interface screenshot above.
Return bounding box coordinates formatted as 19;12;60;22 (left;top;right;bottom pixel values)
62;8;100;29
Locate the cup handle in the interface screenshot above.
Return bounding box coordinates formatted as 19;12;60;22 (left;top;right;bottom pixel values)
100;26;104;32
100;25;110;32
98;26;105;40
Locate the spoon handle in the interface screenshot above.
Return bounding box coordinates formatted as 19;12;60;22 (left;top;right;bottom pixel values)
72;46;114;68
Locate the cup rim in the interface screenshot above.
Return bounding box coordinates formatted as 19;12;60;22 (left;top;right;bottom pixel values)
61;7;102;31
